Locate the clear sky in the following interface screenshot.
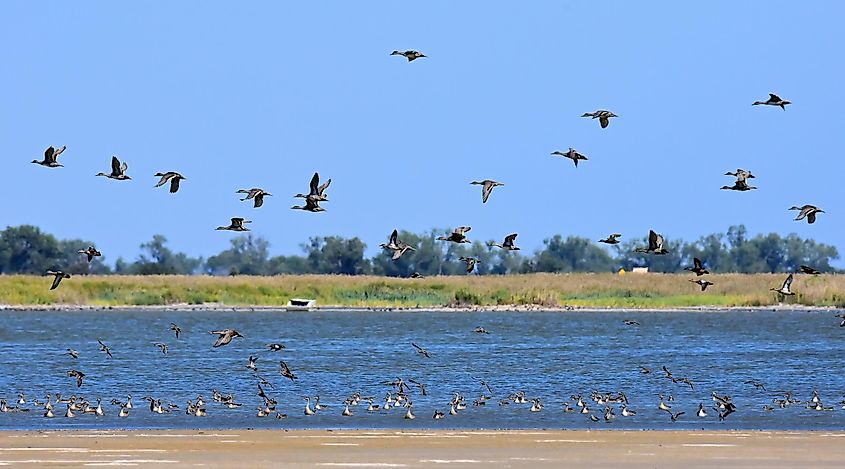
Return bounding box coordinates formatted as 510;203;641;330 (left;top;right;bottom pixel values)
2;1;843;265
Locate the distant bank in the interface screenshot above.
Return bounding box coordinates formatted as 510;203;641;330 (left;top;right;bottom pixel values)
0;273;842;309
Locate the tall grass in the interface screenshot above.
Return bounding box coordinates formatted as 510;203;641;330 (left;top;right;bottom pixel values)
1;274;842;308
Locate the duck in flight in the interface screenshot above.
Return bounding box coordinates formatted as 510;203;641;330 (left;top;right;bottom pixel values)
581;110;618;128
294;172;331;202
689;279;714;291
170;323;181;339
67;348;79;359
771;274;796;296
216;217;251;231
210;329;243;348
725;169;755;180
154;172;185;193
411;342;431;358
391;50;426;61
790;204;824;224
78;246;102;262
459;256;480;274
599;233;622;245
291;197;326;212
279;360;298;381
97;339;113;358
237;188;272;208
470;179;503;203
753;93;791;110
551;148;588;167
488;233;520;251
67;370;85;388
267;343;286;352
437;226;471;244
32;146;67;168
634;230;669;254
720;179;757;191
96;156;131;180
799;265;821;275
154;342;168;354
45;270;70;290
685;257;709;276
380;229;416;260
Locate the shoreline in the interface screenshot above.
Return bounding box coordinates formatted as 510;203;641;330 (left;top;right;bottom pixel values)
0;429;843;468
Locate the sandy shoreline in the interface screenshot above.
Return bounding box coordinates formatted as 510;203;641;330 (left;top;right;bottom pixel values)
0;429;842;468
0;303;839;313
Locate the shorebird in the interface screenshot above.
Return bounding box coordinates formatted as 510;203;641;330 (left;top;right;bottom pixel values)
581;110;618;128
599;233;622;245
32;146;67;167
380;229;416;260
291;197;326;212
753;93;791;110
790;204;824;224
209;329;243;347
78;246;102;262
799;265;821;275
279;360;298;381
437;226;471;244
97;339;113;358
216;217;252;231
634;230;669;254
689;279;714;291
170;323;181;339
685;257;709;276
470;179;503;203
45;270;70;290
96;156;131;180
67;370;85;388
154;172;185;193
411;342;431;358
771;274;796;296
551;148;588;167
154;342;168;354
488;233;520;251
237;188;272;208
67;348;79;359
458;256;480;274
294;172;331;202
390;50;426;61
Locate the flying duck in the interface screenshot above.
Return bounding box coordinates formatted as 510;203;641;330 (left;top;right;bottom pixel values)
391;50;426;61
488;233;520;250
411;342;431;358
154;342;168;354
67;370;85;388
97;339;113;358
470;179;503;203
771;274;796;296
279;360;298;381
685;257;709;276
436;226;471;243
78;246;102;262
267;343;286;351
154;172;185;193
67;348;79;359
291;197;326;212
170;323;181;339
380;229;416;260
96;156;131;180
599;233;622;245
790;204;824;224
459;256;480;273
209;329;243;347
45;270;70;290
799;265;821;275
720;179;757;191
753;93;791;110
689;279;714;291
32;146;67;167
581;110;618;128
216;217;252;231
725;169;755;180
551;148;588;167
294;172;330;202
634;230;669;254
237;188;272;208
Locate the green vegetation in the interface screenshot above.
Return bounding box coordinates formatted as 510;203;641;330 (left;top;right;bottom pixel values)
2;273;844;309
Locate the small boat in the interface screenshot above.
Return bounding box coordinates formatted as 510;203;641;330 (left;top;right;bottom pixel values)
286;298;316;311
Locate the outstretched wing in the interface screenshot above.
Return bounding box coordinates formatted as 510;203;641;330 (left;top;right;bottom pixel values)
169;177;181;193
309;172;320;195
769;93;781;101
599;116;609;128
693;258;702;270
111;156;121;174
317;178;332;195
50;273;64;290
455;226;471;235
647;230;658;250
481;182;493;203
389;229;398;246
504;233;518;246
782;274;793;292
44;146;55;162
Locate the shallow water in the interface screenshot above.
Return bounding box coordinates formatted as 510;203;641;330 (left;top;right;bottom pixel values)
0;308;843;430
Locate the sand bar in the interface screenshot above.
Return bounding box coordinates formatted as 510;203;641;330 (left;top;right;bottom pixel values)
0;429;842;468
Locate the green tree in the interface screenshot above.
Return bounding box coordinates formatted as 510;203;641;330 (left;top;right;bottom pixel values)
304;236;370;275
205;235;271;275
124;235;202;275
532;235;616;272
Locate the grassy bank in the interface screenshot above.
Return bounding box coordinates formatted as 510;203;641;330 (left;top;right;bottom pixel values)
1;273;843;309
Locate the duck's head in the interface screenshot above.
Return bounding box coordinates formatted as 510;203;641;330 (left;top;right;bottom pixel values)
788;205;802;210
390;50;401;56
95;172;107;177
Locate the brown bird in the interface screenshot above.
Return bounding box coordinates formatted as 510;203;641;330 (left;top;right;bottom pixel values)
437;226;471;244
154;172;185;193
237;188;272;208
470;180;503;203
45;270;71;290
581;110;618;128
216;217;251;231
488;233;520;251
67;370;85;388
210;329;243;348
291;197;326;212
294;172;330;202
799;265;821;275
459;256;480;274
790;205;824;224
599;233;622;245
771;274;795;296
689;279;714;292
684;258;709;276
380;229;416;260
279;360;298;381
95;156;131;180
78;246;102;262
634;230;669;255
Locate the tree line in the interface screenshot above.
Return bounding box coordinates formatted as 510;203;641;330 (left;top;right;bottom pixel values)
0;224;839;276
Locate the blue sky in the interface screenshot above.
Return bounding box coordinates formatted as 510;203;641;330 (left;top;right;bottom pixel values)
2;1;843;265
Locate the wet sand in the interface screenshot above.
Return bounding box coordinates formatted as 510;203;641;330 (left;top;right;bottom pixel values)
0;429;842;468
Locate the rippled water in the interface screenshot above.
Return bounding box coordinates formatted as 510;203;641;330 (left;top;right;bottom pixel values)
0;308;844;430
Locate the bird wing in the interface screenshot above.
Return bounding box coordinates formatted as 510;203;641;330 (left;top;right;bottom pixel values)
782;274;793;292
212;333;228;347
54;146;66;158
44;146;55;162
50;273;64;290
111;156;121;174
154;174;170;187
254;194;264;208
693;258;702;270
170;177;180;193
317;178;332;195
504;233;518;246
807;211;817;224
389;229;398;246
120;161;128;173
309;172;320;195
769;93;781;101
647;230;658;250
600;116;609;128
455;226;471;235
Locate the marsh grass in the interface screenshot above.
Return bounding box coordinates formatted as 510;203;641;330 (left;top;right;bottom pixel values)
1;273;842;308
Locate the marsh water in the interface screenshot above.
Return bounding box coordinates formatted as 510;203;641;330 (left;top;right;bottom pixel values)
0;308;843;430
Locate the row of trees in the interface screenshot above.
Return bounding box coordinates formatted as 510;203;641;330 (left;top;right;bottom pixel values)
0;225;839;276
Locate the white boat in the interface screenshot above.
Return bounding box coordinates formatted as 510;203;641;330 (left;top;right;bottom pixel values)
286;298;316;311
